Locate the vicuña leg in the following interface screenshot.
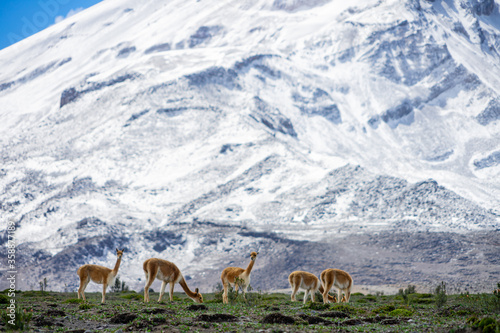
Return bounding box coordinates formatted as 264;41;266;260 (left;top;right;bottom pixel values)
78;276;89;301
169;282;175;301
159;281;167;302
144;265;158;303
222;283;229;304
242;284;248;300
102;283;107;303
322;280;334;304
310;289;316;303
303;290;309;304
343;290;351;302
291;282;300;301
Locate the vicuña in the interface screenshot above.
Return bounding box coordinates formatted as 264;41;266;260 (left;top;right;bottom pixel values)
77;248;124;303
220;251;258;304
143;258;203;303
320;268;353;303
288;270;337;303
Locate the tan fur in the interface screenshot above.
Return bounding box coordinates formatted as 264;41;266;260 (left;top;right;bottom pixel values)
320;268;353;304
220;251;258;304
77;248;124;303
288;271;337;303
143;258;203;303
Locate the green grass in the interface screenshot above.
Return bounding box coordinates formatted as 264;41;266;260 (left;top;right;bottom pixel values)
0;294;9;304
62;298;83;304
4;288;500;332
120;293;143;300
388;308;414;317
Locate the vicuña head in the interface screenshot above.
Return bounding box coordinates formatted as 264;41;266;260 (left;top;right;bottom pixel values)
77;248;124;303
220;251;259;304
320;268;353;304
143;258;203;303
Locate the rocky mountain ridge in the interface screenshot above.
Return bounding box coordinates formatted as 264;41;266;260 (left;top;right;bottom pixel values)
0;0;499;292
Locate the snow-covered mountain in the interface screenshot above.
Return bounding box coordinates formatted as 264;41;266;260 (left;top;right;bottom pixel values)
0;0;499;293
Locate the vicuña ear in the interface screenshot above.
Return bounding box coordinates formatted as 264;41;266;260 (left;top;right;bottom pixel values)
116;248;119;252
195;288;199;293
121;248;125;252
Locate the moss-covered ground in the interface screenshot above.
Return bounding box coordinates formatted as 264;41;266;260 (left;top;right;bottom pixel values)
1;287;499;332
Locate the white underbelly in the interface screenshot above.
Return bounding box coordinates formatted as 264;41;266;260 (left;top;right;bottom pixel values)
156;270;175;282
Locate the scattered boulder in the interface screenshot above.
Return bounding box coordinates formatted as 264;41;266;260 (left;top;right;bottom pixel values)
341;318;365;326
127;317;167;330
261;312;296;324
298;314;333;325
266;306;280;311
45;309;66;317
196;314;238;322
187;304;207;311
319;311;350;319
33;315;62;327
141;307;173;315
109;312;137;324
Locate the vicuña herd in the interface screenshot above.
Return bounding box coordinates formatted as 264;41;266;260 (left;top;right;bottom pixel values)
77;249;353;304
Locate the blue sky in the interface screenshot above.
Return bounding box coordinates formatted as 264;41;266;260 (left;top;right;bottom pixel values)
0;0;104;50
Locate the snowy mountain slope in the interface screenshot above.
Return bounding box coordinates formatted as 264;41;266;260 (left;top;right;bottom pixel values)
0;0;499;292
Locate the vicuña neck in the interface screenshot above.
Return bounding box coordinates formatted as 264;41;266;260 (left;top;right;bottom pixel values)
112;256;122;275
179;276;197;298
245;259;255;274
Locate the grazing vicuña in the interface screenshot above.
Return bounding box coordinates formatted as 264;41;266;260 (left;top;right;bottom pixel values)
288;270;337;304
320;268;353;304
143;258;203;303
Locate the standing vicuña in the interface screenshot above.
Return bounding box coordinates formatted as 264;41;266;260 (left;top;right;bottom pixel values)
288;271;337;304
77;248;124;303
143;258;203;303
320;268;353;303
220;251;258;304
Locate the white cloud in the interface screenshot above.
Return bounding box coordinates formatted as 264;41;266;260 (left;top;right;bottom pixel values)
54;7;84;24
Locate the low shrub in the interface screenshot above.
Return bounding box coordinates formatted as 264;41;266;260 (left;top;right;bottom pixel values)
303;302;330;310
478;317;498;332
121;293;142;300
79;303;94;310
22;291;45;297
211;283;223;303
398;285;417;305
372;304;396;314
467;315;499;332
411;297;434;304
262;293;288;301
63;298;83;304
331;304;357;315
435;281;447;308
0;307;32;330
0;294;9;304
388;308;413;317
364;295;377;302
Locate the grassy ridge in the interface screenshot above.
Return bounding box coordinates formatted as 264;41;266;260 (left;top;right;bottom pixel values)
0;287;499;332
